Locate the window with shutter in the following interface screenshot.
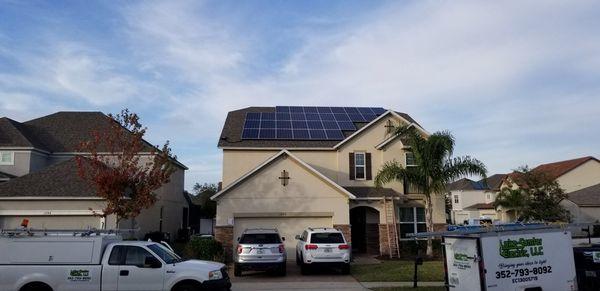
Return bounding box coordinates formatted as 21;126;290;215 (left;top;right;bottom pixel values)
349;152;355;180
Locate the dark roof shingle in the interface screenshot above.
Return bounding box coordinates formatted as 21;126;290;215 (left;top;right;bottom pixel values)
0;158;96;197
566;183;600;206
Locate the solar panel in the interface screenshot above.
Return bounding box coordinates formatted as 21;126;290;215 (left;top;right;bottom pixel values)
259;129;276;139
309;129;326;139
241;106;386;140
293;129;310;139
277;129;293;139
325;130;344;140
242;129;259;139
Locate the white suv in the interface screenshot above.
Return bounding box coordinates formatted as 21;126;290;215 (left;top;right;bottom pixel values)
295;227;351;274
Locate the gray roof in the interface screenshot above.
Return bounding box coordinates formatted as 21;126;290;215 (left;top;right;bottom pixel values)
217;107;421;148
464;202;495;210
344;186;403;198
0;158;96;197
447;174;507;191
0;112;187;169
566;183;600;206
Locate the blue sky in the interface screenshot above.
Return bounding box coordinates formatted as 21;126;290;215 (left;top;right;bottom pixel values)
1;0;600;190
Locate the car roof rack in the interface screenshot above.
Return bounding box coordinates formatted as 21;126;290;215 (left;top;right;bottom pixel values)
408;222;596;238
0;228;138;237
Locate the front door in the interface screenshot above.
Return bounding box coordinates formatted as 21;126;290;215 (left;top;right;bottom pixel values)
111;246;165;291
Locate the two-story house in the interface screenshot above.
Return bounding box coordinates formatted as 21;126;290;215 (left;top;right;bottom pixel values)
211;106;446;259
447;174;507;224
501;156;600;224
0;112;189;240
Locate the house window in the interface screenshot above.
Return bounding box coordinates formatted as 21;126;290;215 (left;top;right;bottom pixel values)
354;152;366;180
405;152;416;167
454;195;459;204
486;193;491;200
398;207;426;238
0;151;14;165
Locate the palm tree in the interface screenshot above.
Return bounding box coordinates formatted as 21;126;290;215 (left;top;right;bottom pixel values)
375;125;487;257
493;188;526;222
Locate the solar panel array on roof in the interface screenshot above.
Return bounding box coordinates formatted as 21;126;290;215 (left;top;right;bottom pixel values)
241;106;386;140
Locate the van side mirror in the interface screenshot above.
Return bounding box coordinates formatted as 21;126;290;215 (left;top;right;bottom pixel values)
237;237;240;242
295;235;301;240
144;256;162;268
281;237;285;241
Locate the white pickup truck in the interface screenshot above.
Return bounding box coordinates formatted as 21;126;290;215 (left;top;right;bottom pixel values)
0;231;231;291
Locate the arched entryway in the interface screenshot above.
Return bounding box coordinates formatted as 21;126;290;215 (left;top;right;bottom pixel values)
350;206;380;254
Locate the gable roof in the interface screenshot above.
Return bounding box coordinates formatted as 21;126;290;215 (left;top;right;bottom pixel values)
344;186;403;199
0;117;38;148
531;156;599;180
217;107;424;149
483;174;508;191
211;149;356;200
447;178;487;191
0;112;187;169
565;183;600;206
0;158;97;198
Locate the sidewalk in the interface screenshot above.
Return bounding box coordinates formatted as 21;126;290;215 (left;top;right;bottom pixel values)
360;281;445;288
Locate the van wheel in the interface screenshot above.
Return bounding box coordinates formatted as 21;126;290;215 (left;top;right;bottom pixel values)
172;280;202;291
21;282;52;291
341;263;350;275
234;263;242;277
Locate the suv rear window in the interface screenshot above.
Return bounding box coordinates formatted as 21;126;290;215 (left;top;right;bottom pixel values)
310;232;344;244
239;233;281;244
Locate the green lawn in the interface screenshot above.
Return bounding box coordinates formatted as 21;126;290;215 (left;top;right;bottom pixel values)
351;260;445;282
372;287;446;291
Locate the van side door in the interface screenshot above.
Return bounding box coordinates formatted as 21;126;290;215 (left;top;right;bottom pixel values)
105;245;165;291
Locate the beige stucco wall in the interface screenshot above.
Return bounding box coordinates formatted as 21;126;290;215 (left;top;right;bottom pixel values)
557;160;600;193
220;114;450;226
215;154;350;226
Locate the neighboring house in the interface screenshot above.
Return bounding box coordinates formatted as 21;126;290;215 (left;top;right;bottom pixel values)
447;174;507;224
501;156;600;224
0;112;189;241
211;106;446;260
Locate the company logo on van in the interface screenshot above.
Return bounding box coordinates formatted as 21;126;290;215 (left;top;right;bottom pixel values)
499;237;544;259
67;269;91;282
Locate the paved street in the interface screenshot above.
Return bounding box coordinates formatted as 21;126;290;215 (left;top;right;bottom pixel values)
230;262;369;291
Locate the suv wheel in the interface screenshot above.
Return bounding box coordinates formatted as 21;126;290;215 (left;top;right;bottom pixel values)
300;262;310;275
278;262;287;276
296;252;301;266
341;263;350;275
234;263;242;277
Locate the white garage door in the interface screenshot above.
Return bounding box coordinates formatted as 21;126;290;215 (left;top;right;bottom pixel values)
234;217;333;260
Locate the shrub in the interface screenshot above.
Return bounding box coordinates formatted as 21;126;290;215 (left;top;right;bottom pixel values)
184;237;224;262
399;239;443;259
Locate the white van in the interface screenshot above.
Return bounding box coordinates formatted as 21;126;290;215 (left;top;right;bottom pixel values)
0;229;231;291
414;225;577;291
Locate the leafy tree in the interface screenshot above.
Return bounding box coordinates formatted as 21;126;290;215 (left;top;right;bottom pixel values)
494;188;526;221
375;125;487;256
192;183;218;218
498;167;570;222
76;109;176;225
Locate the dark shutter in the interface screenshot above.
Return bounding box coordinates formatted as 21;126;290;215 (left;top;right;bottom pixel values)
366;153;372;180
349;152;355;180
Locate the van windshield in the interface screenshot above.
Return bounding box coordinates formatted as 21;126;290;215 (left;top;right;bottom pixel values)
310;233;344;244
239;233;281;244
148;244;184;264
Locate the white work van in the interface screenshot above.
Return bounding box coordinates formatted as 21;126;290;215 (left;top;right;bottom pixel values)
415;225;578;291
0;229;231;291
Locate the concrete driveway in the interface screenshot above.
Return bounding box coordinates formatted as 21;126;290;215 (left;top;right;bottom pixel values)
230;262;368;291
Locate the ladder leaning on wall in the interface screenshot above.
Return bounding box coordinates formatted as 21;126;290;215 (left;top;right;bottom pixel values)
383;197;401;258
